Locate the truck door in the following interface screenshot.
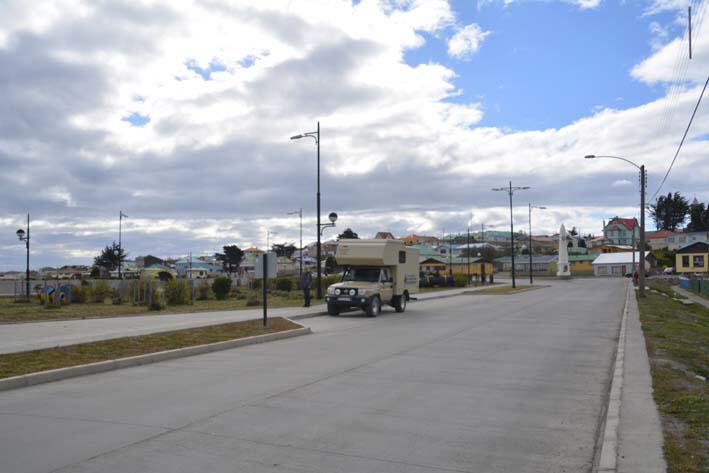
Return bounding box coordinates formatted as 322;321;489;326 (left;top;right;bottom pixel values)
380;269;394;303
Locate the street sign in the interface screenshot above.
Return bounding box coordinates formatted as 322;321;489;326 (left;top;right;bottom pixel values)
255;252;277;279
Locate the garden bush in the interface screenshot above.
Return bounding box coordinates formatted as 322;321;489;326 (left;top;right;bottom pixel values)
453;274;468;287
212;277;232;300
276;278;293;292
166;279;191;305
197;280;211;300
71;285;88;303
92;280;111;303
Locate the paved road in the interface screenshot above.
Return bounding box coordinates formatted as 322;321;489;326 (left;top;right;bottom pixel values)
0;287;479;354
0;279;624;473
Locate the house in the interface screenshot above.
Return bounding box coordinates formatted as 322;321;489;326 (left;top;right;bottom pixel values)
645;230;675;250
135;255;164;268
374;232;395;240
174;258;221;277
665;231;709;251
419;256;493;277
493;255;557;274
590;244;634;255
592;252;655;277
530;235;557;253
603;217;639;246
398;234;439;245
675;242;709;274
568;254;596;275
587;236;610;249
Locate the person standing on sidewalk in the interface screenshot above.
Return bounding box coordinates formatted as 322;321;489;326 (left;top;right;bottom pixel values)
300;270;312;307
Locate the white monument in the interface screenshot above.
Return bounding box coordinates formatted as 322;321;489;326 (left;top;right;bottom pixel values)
557;224;571;278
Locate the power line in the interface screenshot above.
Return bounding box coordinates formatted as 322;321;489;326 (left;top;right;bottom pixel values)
652;72;709;200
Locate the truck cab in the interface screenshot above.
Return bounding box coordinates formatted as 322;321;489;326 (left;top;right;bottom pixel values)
325;240;419;317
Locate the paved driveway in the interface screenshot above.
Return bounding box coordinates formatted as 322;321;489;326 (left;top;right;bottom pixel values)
0;278;624;473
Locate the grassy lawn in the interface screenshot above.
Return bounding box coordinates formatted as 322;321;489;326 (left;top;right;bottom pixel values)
464;284;538;295
637;285;708;473
0;292;319;324
647;280;686;299
0;317;301;379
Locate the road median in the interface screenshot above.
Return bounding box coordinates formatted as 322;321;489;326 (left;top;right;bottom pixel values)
0;317;310;392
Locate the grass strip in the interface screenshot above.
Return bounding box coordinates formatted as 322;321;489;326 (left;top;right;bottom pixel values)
464;285;539;295
637;291;708;473
0;295;317;324
647;280;687;300
0;317;300;379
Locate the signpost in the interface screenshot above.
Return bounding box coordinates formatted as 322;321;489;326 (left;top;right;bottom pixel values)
255;252;277;327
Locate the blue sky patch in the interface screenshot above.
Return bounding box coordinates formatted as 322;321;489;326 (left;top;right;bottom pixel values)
122;112;150;127
186;59;227;80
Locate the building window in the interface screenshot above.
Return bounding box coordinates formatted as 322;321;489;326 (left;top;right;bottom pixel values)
693;255;704;267
399;251;406;264
682;255;690;267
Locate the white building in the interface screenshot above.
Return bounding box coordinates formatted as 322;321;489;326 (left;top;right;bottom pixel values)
592;251;654;277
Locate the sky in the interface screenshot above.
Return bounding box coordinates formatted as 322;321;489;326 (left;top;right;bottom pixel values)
0;0;708;270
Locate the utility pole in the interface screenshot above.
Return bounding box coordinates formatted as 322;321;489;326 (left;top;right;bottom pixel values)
639;165;646;297
492;182;530;289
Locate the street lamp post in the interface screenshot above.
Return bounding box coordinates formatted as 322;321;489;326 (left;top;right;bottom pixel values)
266;230;278;252
291;122;329;298
585;154;646;297
528;204;547;285
288;209;303;279
118;211;127;280
492;182;530;289
16;213;30;300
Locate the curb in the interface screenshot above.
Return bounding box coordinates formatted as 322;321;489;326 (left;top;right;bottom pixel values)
593;282;630;472
0;323;311;393
416;285;512;302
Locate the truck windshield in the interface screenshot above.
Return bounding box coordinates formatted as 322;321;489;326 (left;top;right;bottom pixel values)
342;268;380;283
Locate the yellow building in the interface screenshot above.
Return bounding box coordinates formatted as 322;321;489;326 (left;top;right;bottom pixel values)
568;254;595;275
675;242;709;273
419;256;493;276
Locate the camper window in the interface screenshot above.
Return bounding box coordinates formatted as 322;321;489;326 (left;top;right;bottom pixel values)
343;268;380;283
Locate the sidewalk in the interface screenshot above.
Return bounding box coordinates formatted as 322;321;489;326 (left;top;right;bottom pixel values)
673;286;709;308
616;285;667;472
0;286;487;355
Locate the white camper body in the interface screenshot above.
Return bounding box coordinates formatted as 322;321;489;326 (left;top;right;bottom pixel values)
326;239;419;316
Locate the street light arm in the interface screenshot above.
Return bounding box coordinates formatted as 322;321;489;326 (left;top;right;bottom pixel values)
291;132;318;144
585;154;641;170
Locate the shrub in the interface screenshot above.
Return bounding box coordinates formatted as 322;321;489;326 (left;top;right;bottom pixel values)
453;274;468;287
111;288;124;305
276;278;293;292
246;294;260;306
197;280;211;300
166;279;191;305
212;276;232;300
71;285;88;303
146;282;166;310
236;294;247;300
92;280;111;303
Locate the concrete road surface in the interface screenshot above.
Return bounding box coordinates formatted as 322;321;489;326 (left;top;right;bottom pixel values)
0;287;477;355
0;279;624;473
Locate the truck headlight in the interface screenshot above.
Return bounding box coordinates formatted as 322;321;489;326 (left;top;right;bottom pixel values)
349;289;356;296
335;288;341;295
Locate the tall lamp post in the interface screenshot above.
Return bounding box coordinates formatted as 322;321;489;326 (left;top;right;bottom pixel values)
118;211;127;280
585;154;646;297
528;204;547;285
492;182;530;288
291;122;327;298
266;230;278;252
16;214;30;300
288;208;303;279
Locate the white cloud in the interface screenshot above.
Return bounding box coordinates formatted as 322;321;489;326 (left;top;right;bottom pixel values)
0;0;708;269
447;23;491;59
478;0;601;10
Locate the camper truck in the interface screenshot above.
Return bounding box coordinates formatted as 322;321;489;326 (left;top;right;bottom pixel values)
325;239;419;316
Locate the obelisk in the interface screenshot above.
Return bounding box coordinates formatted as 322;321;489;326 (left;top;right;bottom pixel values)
557;224;571;278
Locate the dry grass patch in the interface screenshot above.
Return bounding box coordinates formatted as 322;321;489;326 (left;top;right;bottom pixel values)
0;317;301;379
638;291;708;473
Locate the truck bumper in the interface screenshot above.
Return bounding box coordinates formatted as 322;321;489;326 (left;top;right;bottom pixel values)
325;295;371;308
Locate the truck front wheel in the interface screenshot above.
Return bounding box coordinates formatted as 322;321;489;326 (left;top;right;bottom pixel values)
393;294;407;313
327;302;340;316
366;296;381;317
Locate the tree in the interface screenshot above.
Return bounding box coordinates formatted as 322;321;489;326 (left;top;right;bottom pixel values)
569;227;578;236
325;255;337;274
93;242;126;273
217;245;244;276
650;192;689;231
337;228;359;240
687;200;708;232
271;243;297;258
